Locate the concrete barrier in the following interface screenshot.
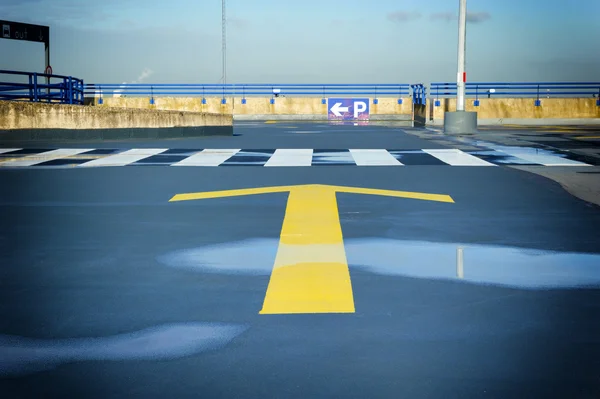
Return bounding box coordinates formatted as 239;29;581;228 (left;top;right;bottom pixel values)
429;98;600;125
88;97;414;121
0;100;233;140
87;96;600;125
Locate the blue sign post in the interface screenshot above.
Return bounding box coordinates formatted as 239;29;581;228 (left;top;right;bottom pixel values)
327;98;370;121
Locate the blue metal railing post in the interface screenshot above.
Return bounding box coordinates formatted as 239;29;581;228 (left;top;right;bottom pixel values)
33;73;39;102
28;73;33;101
68;76;73;104
79;79;84;104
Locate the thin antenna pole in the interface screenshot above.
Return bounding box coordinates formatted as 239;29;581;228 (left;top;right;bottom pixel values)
222;0;226;86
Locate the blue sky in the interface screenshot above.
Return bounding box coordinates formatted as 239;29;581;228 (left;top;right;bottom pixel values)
1;0;599;84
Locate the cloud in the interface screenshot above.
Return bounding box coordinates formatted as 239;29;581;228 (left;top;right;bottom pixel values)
134;68;153;83
431;12;455;22
467;12;491;23
387;11;422;23
228;17;249;29
431;11;492;24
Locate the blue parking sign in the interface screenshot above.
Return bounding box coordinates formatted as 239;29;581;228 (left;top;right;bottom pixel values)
327;98;370;120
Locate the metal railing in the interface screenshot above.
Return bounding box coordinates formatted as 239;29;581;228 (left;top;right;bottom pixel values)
411;84;426;105
430;82;600;106
84;83;413;103
0;70;85;105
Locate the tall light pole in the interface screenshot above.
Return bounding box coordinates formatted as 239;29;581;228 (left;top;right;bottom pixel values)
456;0;467;112
443;0;478;134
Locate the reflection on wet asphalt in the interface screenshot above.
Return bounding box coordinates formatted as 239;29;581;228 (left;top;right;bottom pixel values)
159;238;600;289
0;323;248;377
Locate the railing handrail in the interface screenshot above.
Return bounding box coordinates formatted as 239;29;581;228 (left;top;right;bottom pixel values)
0;69;83;83
85;83;410;87
431;81;600;86
0;69;84;105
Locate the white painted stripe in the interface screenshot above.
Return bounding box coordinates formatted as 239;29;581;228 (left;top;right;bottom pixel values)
494;148;591;166
0;148;21;155
79;148;167;167
349;149;403;166
423;149;495;166
173;149;240;166
0;148;93;167
264;149;313;167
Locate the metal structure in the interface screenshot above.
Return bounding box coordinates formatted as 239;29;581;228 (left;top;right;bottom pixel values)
431;82;600;106
0;20;51;95
0;69;84;104
83;83;413;103
0;20;50;73
456;0;467;112
222;0;227;87
410;84;427;105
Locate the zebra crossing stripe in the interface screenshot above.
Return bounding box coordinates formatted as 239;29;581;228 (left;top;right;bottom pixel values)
491;147;591;166
0;148;21;155
349;149;403;166
173;149;241;166
423;149;496;166
0;148;93;167
79;148;168;167
265;149;313;167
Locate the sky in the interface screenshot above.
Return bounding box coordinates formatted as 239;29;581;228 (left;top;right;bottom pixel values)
1;0;599;84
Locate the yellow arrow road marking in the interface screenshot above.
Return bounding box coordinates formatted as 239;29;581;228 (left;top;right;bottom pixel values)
170;184;454;314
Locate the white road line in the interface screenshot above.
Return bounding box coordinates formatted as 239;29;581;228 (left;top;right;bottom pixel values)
79;148;167;167
349;149;403;166
264;149;313;167
494;148;591;166
0;148;93;167
423;149;495;166
173;149;240;166
0;148;21;155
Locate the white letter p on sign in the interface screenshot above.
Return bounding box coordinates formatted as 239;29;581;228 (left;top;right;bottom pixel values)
353;101;367;119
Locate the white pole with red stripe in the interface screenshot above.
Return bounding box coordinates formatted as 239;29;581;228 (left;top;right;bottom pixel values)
456;0;467;111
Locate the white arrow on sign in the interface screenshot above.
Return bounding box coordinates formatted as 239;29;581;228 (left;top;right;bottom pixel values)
330;102;349;117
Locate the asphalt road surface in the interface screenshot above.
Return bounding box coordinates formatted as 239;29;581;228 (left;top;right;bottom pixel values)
1;122;599;398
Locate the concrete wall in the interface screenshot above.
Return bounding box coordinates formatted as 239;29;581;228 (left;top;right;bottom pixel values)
429;98;600;124
89;97;414;120
0;100;232;130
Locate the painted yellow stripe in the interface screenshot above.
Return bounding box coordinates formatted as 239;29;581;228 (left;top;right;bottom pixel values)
169;184;455;315
330;185;455;203
260;185;354;314
170;184;454;204
169;186;297;202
